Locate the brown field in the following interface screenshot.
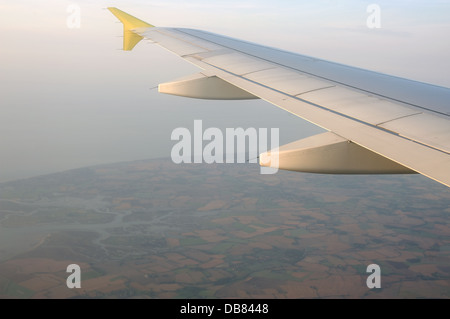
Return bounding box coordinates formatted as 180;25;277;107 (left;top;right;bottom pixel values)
0;158;449;299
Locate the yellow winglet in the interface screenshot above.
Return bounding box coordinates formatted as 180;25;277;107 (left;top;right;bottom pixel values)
107;7;154;51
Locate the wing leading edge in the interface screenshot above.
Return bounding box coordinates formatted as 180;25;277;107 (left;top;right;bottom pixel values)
108;8;450;187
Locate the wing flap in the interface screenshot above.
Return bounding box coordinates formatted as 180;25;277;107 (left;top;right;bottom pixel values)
143;29;210;56
299;86;421;125
142;29;224;55
245;67;335;96
202;52;277;76
380;113;450;153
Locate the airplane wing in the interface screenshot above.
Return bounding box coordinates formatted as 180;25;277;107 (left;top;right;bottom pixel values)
108;8;450;187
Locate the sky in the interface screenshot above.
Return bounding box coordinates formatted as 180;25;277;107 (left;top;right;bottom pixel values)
1;0;449;182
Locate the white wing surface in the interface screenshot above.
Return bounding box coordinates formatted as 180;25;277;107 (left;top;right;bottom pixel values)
108;8;450;187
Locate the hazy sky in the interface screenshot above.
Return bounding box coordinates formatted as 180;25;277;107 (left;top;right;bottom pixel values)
1;0;449;182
